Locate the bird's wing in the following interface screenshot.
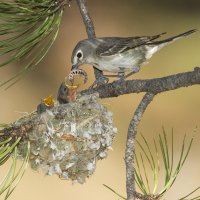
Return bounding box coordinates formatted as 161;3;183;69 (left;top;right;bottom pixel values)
96;32;166;57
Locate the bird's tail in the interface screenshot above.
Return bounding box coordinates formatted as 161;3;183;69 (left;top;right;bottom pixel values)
150;29;197;46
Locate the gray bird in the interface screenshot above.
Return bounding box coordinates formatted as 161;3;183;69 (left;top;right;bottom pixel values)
71;29;196;85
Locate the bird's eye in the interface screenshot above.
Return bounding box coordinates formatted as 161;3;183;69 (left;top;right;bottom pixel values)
77;52;82;58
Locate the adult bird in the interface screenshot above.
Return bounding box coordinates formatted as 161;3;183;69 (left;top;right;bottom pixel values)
71;29;196;86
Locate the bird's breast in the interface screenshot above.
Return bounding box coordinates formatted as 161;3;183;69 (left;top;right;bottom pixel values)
96;50;146;72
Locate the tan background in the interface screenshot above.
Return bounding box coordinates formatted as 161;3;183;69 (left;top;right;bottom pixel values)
1;0;200;199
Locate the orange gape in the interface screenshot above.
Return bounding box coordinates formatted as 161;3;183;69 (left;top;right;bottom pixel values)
67;85;79;102
42;95;54;107
64;68;88;102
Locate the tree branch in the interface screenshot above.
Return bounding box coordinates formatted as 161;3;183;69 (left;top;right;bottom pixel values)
82;67;200;98
76;0;96;38
125;93;155;200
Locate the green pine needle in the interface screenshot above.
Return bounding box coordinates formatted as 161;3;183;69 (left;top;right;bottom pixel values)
0;122;30;199
0;0;70;89
98;129;199;200
135;129;195;198
0;124;9;129
179;186;200;200
0;143;30;199
103;184;126;200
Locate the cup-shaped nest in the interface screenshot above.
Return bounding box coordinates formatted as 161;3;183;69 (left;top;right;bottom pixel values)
16;93;117;184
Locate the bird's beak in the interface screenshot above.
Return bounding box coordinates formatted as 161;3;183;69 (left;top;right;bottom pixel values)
71;63;79;70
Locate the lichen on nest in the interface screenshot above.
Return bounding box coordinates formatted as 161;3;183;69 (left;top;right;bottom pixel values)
16;93;117;184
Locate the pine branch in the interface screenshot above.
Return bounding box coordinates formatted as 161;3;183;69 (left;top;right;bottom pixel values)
82;67;200;98
76;0;95;39
125;93;155;200
0;0;71;89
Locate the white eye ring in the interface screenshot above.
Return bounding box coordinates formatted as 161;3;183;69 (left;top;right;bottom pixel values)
76;50;83;60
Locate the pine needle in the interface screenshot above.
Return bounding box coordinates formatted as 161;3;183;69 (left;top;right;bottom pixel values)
0;0;70;89
103;184;126;200
135;129;195;197
0;143;30;199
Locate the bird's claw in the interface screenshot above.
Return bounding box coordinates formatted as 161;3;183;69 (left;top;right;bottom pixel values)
117;72;126;81
89;75;109;89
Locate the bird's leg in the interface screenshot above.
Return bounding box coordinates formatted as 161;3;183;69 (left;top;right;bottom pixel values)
124;66;140;79
104;74;122;78
103;66;140;81
116;66;140;81
90;72;123;88
102;72;125;78
118;72;126;79
90;66;140;88
90;68;109;88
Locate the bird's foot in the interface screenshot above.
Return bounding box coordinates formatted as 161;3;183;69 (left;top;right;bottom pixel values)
89;74;109;89
90;68;109;88
125;67;140;79
103;72;126;79
118;72;126;80
115;68;140;83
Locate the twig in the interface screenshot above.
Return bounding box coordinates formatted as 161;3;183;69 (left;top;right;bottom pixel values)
125;93;155;200
76;0;96;38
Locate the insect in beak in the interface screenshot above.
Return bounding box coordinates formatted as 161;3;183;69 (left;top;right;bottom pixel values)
68;69;88;84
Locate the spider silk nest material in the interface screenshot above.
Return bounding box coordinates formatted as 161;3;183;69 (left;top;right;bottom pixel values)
16;93;117;184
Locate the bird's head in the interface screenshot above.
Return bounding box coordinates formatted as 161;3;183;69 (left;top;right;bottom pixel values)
71;39;96;69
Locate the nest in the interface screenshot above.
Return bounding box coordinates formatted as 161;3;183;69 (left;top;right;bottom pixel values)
16;93;117;183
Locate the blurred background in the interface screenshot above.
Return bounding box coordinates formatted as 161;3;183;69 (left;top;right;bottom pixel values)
0;0;200;199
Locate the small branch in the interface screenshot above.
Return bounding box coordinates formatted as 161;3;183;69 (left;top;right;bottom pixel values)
125;93;155;200
82;67;200;98
76;0;96;38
